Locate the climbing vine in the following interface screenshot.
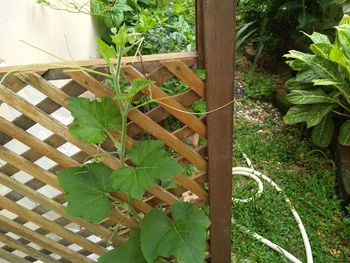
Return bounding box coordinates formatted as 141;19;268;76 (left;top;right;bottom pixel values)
57;26;210;263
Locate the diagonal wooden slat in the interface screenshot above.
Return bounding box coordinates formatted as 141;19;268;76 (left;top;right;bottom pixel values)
121;65;207;138
161;59;205;98
0;234;57;263
0;247;31;263
0;214;95;263
0;196;107;255
0;145;61;190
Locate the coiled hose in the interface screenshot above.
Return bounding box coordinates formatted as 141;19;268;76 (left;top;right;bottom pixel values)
232;155;313;263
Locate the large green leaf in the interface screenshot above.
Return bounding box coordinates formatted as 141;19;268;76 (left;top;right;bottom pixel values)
69;97;122;144
98;231;147;263
285;50;350;98
310;43;332;58
336;26;350;59
329;42;350;71
283;105;311;124
339;120;350;145
306;104;335;128
286;89;336;104
294;70;320;83
312;79;343;86
304;32;331;44
140;202;210;263
57;163;114;223
111;140;182;199
311;115;334;148
285;59;309;71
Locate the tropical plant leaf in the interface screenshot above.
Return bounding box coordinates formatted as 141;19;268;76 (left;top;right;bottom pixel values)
339;120;350;145
310;43;332;58
294;70;320;83
304;32;331;44
283;105;311;124
111;140;182;199
69;97;122;144
336;26;350;59
96;38;117;63
340;14;350;25
98;231;147;263
140;202;210;263
329;42;350;72
312;79;343;86
285;59;309;71
311;115;334;148
306;104;335;128
286;89;336;104
285;50;350;98
57;163;114;223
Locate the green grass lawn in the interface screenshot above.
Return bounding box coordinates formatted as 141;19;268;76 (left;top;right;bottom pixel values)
231;98;350;262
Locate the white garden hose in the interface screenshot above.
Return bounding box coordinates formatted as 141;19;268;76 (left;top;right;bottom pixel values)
232;155;313;263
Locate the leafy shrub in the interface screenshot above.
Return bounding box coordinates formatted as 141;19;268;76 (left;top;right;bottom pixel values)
236;0;345;56
283;15;350;148
243;71;275;100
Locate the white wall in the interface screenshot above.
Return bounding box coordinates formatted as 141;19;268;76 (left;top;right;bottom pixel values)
0;5;99;257
0;0;99;66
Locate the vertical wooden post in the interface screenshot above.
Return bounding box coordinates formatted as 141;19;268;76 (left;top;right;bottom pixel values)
203;0;235;262
195;0;205;69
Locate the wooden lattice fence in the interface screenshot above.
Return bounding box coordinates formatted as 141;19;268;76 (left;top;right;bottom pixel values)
0;52;218;262
0;1;235;262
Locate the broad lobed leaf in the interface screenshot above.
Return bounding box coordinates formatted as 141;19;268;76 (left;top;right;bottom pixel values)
69;97;122;144
140;202;210;263
98;231;147;263
57;163;114;223
111;140;182;199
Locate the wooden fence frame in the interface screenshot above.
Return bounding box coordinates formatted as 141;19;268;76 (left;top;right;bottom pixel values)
196;0;235;262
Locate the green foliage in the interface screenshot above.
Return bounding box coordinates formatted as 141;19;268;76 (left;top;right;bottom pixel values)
236;0;345;56
57;163;114;223
111;140;182;199
68;97;122;144
98;231;147;263
242;71;275;100
284;15;350;147
140;202;210;263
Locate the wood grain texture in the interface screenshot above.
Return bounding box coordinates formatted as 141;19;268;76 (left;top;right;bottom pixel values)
203;0;235;262
0;52;197;78
161;60;205;98
195;0;205;69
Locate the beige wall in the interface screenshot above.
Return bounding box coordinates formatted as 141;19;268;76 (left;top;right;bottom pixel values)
0;0;98;66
